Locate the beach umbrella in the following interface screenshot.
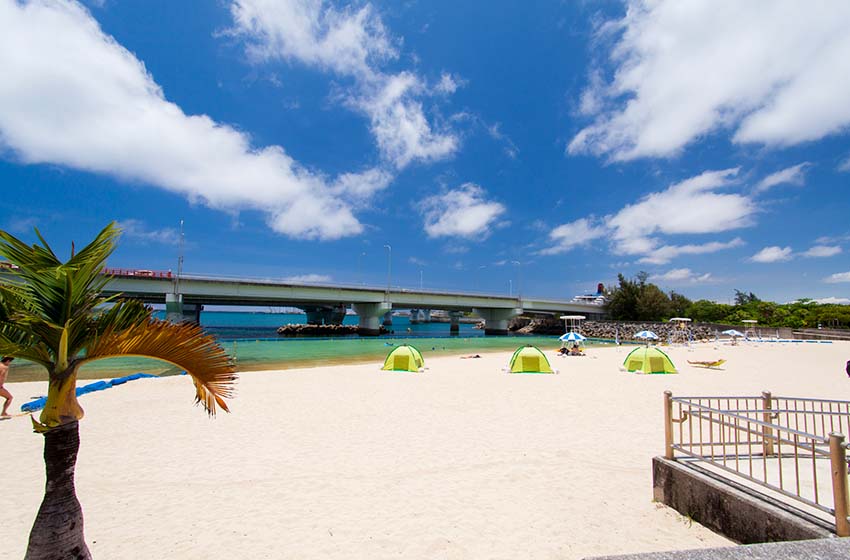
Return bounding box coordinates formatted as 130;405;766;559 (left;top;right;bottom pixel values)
559;332;586;342
634;330;659;340
722;329;745;338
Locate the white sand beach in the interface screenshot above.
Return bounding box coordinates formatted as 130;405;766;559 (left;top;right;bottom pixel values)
3;341;850;559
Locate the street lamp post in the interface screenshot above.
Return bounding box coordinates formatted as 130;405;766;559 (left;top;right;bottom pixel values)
419;268;423;291
509;279;513;297
175;219;184;295
383;244;392;297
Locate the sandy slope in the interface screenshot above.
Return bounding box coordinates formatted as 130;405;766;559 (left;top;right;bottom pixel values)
3;341;849;559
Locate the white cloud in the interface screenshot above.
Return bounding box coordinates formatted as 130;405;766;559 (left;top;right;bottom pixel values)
750;246;793;263
330;167;392;201
651;268;713;284
230;0;394;75
0;0;364;240
435;73;460;95
229;0;457;169
442;244;469;255
754;163;809;193
569;1;850;161
802;245;842;258
282;273;331;283
816;233;850;244
542;169;753;262
824;271;850;283
538;218;607;255
117;219;179;245
486;122;519;159
351;72;458;168
421;183;505;239
607;169;753;242
638;238;744;265
811;296;850;304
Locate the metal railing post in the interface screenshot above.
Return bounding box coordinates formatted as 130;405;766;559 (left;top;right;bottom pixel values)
829;433;850;537
664;391;674;459
762;391;775;456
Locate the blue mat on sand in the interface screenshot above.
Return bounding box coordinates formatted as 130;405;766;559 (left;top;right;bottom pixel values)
20;373;160;413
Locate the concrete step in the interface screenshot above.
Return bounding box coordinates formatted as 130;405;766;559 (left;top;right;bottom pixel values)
583;537;850;560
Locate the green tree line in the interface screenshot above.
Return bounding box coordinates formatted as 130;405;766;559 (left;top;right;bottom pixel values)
605;272;850;329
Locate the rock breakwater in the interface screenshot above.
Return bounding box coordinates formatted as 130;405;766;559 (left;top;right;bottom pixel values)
276;324;390;336
509;317;718;341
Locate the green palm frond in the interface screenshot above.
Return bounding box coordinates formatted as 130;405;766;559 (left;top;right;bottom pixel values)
0;228;61;270
0;223;118;327
82;316;236;415
0;282;54;367
0;320;52;368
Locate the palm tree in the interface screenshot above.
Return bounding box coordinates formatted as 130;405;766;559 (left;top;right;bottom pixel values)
0;223;236;560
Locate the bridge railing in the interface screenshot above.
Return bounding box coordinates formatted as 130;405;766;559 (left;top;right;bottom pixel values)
102;268;172;279
664;391;850;536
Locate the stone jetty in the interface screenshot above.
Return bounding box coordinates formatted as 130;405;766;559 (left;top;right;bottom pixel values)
276;324;390;336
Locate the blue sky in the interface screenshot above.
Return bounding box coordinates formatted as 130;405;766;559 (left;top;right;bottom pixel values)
1;0;849;304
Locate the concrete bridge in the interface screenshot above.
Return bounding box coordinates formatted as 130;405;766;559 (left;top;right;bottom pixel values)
102;273;606;336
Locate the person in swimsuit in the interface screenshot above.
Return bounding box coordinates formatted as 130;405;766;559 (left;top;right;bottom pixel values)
0;357;14;417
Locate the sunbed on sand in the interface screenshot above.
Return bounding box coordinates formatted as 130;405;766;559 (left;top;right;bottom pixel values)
687;359;726;369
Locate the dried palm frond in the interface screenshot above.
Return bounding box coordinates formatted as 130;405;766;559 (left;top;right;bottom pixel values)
83;317;236;415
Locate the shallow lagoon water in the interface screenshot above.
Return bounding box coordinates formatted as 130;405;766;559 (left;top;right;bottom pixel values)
8;312;593;382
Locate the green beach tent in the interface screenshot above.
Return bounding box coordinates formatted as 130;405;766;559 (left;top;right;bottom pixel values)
508;345;554;374
381;344;425;372
623;346;677;374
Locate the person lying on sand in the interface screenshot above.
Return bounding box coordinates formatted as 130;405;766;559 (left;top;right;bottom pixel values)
461;354;482;359
687;359;726;369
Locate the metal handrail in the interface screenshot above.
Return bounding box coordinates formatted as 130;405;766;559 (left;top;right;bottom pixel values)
663;391;850;536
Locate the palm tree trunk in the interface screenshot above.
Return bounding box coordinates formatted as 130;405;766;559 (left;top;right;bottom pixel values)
25;420;91;560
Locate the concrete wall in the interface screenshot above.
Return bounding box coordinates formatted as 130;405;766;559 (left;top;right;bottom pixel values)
652;457;835;544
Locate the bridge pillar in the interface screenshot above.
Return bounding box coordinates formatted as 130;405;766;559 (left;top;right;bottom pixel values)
409;309;420;324
301;304;346;325
382;310;393;326
165;293;183;323
165;293;203;324
449;310;463;334
182;303;203;324
422;309;431;322
304;308;324;325
474;307;523;336
354;302;392;336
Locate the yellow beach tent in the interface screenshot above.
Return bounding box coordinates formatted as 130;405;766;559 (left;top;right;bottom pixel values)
381;344;425;372
623;346;677;374
508;345;554;374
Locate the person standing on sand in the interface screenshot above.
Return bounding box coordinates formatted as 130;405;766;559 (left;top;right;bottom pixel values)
0;356;13;417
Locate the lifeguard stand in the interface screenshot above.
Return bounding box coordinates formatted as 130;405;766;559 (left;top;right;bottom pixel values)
669;317;692;345
742;319;758;340
560;315;585;334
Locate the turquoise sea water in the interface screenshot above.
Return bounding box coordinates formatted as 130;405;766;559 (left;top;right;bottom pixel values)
11;311;583;381
199;312;569;372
